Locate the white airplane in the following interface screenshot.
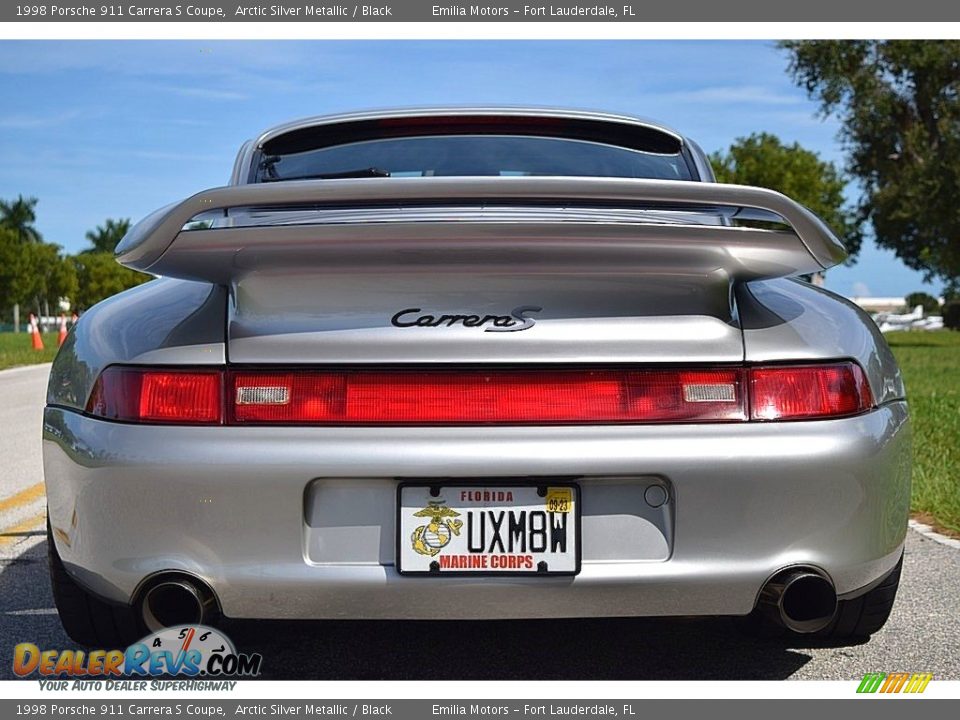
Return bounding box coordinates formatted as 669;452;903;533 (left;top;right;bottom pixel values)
873;305;941;333
913;316;944;330
877;305;924;324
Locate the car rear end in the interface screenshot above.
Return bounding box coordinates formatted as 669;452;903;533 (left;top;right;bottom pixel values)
42;109;910;644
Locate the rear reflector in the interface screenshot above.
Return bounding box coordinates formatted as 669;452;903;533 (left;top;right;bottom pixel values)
84;362;874;426
235;385;290;406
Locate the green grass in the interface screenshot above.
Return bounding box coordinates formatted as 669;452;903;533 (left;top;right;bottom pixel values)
0;332;59;370
886;330;960;535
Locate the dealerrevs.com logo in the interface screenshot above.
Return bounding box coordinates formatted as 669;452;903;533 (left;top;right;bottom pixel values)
13;625;262;688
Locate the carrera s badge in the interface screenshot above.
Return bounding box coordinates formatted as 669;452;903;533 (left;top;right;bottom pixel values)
391;306;541;332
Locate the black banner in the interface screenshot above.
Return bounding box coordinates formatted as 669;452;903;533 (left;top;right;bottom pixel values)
2;699;957;718
4;1;960;22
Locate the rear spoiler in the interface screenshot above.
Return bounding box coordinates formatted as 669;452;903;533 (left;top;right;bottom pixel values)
116;177;847;284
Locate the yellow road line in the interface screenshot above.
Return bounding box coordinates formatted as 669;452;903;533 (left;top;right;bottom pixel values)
0;483;45;515
0;510;47;546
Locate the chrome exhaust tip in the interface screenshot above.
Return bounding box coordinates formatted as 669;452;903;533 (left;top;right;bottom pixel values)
759;569;837;634
140;578;218;633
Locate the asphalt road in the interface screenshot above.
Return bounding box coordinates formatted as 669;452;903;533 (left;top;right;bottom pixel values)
1;364;958;681
0;364;48;553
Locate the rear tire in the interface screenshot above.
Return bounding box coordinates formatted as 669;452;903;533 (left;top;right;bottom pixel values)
816;554;903;640
47;518;142;647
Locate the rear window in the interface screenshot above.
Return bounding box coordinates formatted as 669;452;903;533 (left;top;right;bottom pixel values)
257;134;694;183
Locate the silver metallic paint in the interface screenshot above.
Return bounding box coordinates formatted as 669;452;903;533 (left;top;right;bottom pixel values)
738;279;906;406
44;109;911;623
683;137;716;182
227;271;742;365
47;279;228;411
250;106;686;156
115;176;847;273
229;139;254;186
43;402;908;618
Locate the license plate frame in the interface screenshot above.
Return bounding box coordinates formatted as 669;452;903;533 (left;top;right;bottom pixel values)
396;481;581;577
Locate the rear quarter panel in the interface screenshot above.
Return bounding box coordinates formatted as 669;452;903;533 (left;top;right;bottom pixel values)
47;279;227;411
738;278;906;405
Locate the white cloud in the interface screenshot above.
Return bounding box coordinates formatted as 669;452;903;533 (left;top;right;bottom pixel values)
155;85;248;101
128;150;225;162
0;109;90;129
648;85;805;107
852;281;872;297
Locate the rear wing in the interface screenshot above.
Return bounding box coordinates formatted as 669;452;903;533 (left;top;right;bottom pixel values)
115;177;847;284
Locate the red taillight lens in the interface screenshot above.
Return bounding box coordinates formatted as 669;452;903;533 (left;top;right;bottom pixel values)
86;367;222;424
749;363;873;421
229;369;747;425
84;362;874;426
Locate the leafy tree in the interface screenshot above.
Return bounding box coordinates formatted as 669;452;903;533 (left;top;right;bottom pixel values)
905;291;941;315
780;40;960;292
944;301;960;330
0;229;77;322
0;195;42;243
32;243;78;314
0;228;36;313
71;252;150;310
711;133;862;259
84;218;131;254
1;203;146;320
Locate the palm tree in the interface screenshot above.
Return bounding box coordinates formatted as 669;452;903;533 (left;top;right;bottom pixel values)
84;219;131;254
0;195;42;243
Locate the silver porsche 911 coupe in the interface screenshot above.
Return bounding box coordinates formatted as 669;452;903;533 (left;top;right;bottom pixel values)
43;107;910;648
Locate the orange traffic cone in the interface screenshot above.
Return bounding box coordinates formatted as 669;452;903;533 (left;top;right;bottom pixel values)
30;314;44;351
57;314;68;347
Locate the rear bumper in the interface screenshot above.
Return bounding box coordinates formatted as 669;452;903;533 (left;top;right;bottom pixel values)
42;402;910;620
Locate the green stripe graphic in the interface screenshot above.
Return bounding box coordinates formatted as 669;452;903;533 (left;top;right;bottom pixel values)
857;673;886;693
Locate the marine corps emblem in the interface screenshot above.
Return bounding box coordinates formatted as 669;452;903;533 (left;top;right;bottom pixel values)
410;500;463;556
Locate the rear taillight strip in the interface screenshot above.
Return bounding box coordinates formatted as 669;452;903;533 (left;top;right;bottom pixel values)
84;363;874;426
85;368;223;425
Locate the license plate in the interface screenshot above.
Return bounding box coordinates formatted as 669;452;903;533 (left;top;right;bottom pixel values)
397;483;580;575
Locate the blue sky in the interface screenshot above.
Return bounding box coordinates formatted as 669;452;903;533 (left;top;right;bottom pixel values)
0;40;944;298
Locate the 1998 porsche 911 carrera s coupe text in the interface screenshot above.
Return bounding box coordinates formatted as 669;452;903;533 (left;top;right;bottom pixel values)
43;107;910;647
